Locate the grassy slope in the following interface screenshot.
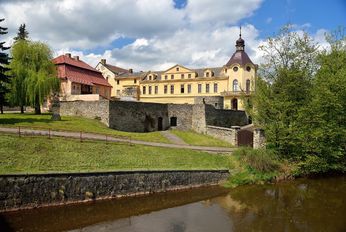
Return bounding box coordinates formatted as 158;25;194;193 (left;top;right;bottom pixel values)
170;130;233;148
0;113;235;147
0;134;231;174
0;113;169;143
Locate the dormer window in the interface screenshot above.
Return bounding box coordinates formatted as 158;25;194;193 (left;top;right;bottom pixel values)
206;72;209;77
246;66;251;72
225;68;227;73
233;67;238;72
149;76;152;81
176;67;179;71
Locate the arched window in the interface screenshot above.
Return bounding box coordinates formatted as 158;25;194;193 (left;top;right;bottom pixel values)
246;79;250;93
233;79;239;92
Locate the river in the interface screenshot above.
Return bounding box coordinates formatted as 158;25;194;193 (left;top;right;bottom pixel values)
1;176;345;232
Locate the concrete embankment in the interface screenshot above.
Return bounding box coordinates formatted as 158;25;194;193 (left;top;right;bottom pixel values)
0;170;230;212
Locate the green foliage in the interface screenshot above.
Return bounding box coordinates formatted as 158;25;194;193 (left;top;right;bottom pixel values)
234;147;280;172
251;25;346;176
13;23;29;41
8;40;60;114
296;28;346;174
0;18;11;114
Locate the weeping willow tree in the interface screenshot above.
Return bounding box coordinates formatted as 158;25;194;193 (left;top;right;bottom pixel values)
9;40;59;114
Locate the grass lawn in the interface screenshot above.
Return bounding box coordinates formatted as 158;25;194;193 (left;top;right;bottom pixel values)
0;113;169;143
0;134;232;174
0;113;234;147
170;130;233;148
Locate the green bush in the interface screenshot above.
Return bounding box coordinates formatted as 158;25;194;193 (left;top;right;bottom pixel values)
234;148;280;172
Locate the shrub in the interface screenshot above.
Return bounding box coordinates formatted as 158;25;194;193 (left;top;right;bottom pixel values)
234;148;279;172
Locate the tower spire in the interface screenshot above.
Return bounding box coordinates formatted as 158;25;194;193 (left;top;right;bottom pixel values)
235;26;245;51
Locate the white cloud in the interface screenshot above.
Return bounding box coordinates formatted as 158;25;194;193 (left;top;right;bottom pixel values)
0;0;328;72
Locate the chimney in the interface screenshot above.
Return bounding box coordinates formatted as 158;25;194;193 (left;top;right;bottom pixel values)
73;56;79;61
101;59;106;65
65;53;71;58
129;68;133;73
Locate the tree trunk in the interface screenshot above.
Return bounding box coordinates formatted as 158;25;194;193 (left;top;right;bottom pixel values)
0;104;3;114
20;105;24;114
34;97;41;114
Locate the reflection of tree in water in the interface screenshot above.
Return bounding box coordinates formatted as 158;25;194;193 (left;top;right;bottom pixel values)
212;177;346;232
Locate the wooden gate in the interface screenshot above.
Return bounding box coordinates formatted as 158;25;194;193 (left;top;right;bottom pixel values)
237;129;253;147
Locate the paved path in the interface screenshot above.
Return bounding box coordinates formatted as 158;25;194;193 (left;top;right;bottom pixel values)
0;127;235;153
160;130;188;145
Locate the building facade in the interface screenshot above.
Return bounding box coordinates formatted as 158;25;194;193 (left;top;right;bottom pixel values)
54;54;112;101
96;35;256;110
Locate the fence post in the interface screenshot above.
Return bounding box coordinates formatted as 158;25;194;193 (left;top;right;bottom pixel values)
48;128;51;139
106;135;108;143
80;131;82;143
18;126;21;137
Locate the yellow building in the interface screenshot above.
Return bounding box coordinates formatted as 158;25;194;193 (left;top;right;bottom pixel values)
96;34;256;110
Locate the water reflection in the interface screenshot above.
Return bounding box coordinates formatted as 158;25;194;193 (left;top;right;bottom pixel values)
1;176;345;232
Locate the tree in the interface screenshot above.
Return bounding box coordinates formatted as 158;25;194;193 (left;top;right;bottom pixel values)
0;18;11;114
8;40;29;113
298;29;346;174
249;25;319;159
8;24;30;113
9;41;60;114
14;24;29;41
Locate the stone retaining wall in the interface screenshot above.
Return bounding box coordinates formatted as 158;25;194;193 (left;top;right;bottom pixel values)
0;170;229;212
206;125;238;146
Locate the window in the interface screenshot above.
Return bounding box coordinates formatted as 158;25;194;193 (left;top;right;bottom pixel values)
232;98;238;110
206;72;209;77
181;74;184;79
116;90;120;96
170;117;177;126
225;68;227;73
149;76;152;81
149;86;152;94
164;85;168;94
106;76;109;81
165;75;168;80
176;67;179;71
188;73;191;78
117;80;120;84
233;66;238;72
143;86;146;94
187;84;191;93
214;83;218;93
96;87;99;94
180;84;185;94
206;84;210;93
198;84;202;93
233;79;239;92
155;86;158;94
246;66;251;72
134;79;137;84
171;74;174;80
246;79;250;93
170;85;174;94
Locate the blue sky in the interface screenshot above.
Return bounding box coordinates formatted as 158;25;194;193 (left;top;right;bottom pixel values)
90;0;346;52
0;0;345;70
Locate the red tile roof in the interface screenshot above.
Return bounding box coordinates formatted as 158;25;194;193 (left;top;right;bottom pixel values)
104;63;129;74
53;55;112;87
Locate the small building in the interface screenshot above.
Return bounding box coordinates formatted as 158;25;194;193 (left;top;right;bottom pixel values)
53;53;112;101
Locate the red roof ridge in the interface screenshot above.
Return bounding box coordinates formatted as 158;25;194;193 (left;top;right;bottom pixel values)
53;54;100;73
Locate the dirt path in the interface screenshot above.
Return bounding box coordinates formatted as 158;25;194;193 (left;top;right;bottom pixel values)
0;127;235;153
